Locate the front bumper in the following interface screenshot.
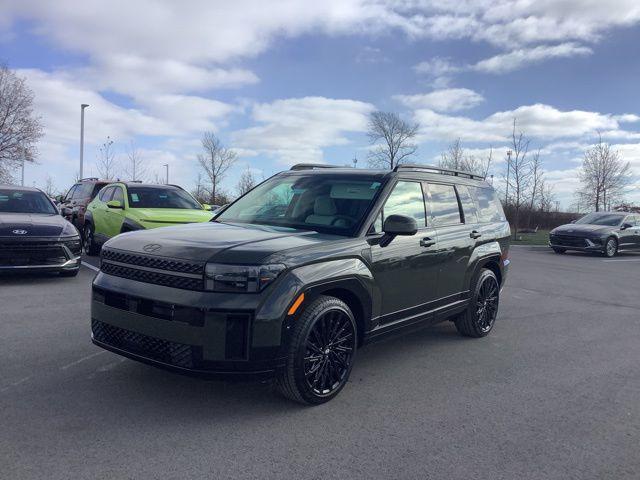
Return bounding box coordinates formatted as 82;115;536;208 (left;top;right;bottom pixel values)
0;237;81;272
548;238;604;252
90;271;297;378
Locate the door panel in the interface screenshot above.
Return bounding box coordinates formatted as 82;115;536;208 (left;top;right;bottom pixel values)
425;182;473;300
103;186;126;237
368;180;440;324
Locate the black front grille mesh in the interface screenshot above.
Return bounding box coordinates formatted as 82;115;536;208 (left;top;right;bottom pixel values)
101;262;203;290
102;249;203;274
92;319;195;368
0;242;67;266
550;235;587;247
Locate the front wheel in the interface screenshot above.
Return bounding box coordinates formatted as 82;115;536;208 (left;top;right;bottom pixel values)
276;295;357;405
83;223;100;256
603;237;618;257
454;268;500;338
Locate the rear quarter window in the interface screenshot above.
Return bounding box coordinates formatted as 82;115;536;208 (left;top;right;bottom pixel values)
455;185;478;223
469;186;506;223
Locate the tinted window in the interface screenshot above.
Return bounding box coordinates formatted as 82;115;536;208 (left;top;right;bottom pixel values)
0;189;57;214
575;213;624;226
127;186;202;209
428;183;461;226
76;183;94;199
65;185;78;200
381;181;426;227
111;187;124;204
456;185;478;223
91;183;107;199
99;187;114;202
219;174;385;236
469;186;505;223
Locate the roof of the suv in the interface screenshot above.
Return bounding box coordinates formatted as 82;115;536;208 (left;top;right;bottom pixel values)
0;184;44;193
284;164;491;187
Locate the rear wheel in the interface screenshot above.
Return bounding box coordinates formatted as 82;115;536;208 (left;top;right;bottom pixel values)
552;247;566;254
603;237;617;257
454;269;500;338
83;223;100;256
276;295;357;405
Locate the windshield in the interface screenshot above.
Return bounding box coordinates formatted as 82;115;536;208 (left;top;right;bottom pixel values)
0;189;57;214
217;174;385;235
127;187;202;209
575;213;624;226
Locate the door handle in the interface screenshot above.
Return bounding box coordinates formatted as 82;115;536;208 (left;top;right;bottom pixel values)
470;230;482;239
420;237;435;248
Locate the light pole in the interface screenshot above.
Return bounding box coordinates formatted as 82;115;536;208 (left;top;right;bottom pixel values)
505;149;512;204
79;104;89;179
352;154;358;168
163;164;169;184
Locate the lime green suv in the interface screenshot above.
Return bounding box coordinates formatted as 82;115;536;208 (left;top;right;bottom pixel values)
83;182;214;255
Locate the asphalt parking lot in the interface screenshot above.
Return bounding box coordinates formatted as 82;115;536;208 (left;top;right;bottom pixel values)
1;247;639;480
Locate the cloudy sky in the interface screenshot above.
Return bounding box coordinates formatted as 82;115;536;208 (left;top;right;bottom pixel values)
2;0;640;206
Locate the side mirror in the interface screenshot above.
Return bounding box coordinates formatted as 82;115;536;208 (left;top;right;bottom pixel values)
202;203;212;211
380;214;418;246
621;222;633;230
106;200;123;209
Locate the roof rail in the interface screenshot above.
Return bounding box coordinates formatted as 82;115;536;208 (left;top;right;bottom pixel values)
394;164;484;180
290;163;343;171
79;177;100;182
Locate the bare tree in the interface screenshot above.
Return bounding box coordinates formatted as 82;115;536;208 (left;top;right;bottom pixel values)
367;111;419;169
196;132;237;204
538;179;555;213
191;172;207;204
123;141;147;181
236;167;257;196
42;174;57;197
576;134;631;212
527;149;544;227
0;64;44;181
504;119;533;239
440;139;493;177
96;137;118;180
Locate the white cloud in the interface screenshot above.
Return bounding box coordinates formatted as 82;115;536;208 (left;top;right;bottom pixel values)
394;88;484;112
473;43;593;74
233;96;374;165
412;104;623;143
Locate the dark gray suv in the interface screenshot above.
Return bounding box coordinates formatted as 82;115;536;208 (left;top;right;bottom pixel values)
90;164;511;404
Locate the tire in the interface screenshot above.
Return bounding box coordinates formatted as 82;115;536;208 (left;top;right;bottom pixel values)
276;295;357;405
603;237;618;258
454;268;500;338
59;269;79;277
552;247;566;254
83;223;100;256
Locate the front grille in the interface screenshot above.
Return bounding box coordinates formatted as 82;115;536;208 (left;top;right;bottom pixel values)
0;241;68;266
550;235;587;247
92;319;196;368
101;249;204;274
101;262;204;290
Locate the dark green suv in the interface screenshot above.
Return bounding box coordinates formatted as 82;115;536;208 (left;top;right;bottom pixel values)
91;164;510;404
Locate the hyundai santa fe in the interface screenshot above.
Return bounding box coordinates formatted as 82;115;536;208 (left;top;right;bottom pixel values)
90;164;511;404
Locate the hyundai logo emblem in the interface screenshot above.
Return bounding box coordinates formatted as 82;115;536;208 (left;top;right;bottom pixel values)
142;243;162;253
12;229;28;235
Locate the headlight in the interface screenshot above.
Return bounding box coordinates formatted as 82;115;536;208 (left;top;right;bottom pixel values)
205;263;286;293
62;222;79;236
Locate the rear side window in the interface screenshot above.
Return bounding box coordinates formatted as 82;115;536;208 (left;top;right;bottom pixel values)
469;186;505;223
380;181;426;228
99;187;114;202
456;185;478;223
91;183;107;199
76;183;94;199
428;183;462;226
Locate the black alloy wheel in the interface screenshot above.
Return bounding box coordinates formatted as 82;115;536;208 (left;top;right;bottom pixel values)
604;237;617;258
454;268;500;338
277;296;357;404
83;224;99;256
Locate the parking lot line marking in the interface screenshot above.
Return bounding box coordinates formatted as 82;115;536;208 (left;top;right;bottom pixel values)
60;351;106;370
81;261;100;272
603;259;640;262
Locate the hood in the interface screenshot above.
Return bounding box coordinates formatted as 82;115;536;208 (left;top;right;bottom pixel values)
132;208;214;225
103;221;342;263
551;223;612;236
0;213;73;238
